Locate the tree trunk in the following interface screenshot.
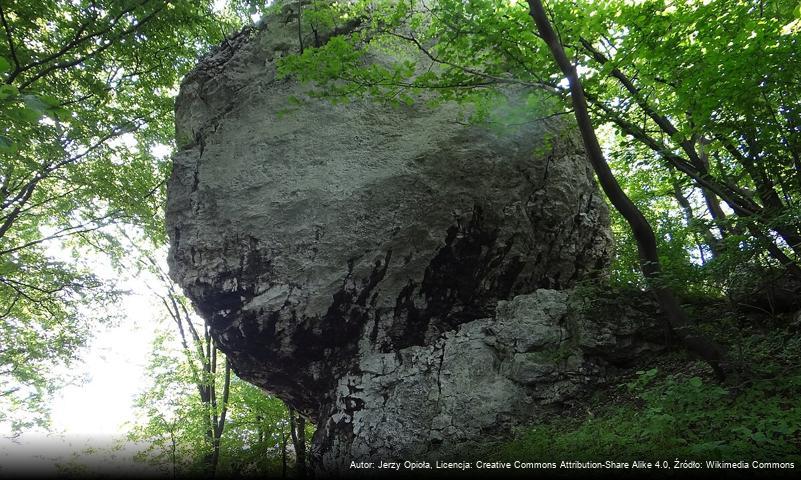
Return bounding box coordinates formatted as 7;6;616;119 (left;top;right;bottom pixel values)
579;38;801;275
296;415;306;478
281;432;288;479
288;407;306;478
671;179;720;262
527;0;727;378
170;428;177;480
210;361;231;477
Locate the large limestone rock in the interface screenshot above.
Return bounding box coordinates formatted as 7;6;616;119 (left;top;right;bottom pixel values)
166;8;656;474
310;289;663;469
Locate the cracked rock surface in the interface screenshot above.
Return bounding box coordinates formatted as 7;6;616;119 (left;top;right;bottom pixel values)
165;7;658;474
314;289;663;470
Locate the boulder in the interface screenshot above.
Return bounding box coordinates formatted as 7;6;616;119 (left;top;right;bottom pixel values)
166;7;655;473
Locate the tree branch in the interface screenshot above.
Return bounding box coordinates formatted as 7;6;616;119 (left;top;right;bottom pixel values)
527;0;728;378
18;2;167;90
0;3;21;75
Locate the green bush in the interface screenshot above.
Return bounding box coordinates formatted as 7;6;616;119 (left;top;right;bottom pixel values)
491;365;801;462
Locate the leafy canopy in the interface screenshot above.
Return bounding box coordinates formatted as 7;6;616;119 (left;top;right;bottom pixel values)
279;0;801;294
0;0;265;432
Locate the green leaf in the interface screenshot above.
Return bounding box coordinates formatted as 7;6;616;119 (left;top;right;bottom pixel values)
7;105;44;123
22;94;49;114
0;83;19;100
37;94;62;108
0;0;261;438
0;133;15;151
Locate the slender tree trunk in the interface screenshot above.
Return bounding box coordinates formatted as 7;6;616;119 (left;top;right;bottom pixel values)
296;416;306;478
579;38;801;275
210;360;232;477
296;0;304;54
146;253;237;477
527;0;727;378
288;407;306;477
281;432;288;479
170;427;177;480
671;179;719;262
695;139;732;240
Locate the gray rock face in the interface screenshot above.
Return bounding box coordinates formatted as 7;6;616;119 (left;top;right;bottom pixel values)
165;9;654;474
312;289;663;470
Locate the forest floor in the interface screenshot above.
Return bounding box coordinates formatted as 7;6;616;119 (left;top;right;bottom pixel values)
482;299;801;477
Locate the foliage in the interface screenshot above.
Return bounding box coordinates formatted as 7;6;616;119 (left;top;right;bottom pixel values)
276;2;801;459
0;258;120;433
575;0;801;294
491;330;801;461
606;139;719;294
278;0;801;296
494;299;801;459
0;0;799;470
124;243;313;478
128;326;310;478
219;378;299;476
0;0;269;433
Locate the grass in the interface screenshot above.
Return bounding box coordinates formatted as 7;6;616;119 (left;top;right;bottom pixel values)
484;313;801;467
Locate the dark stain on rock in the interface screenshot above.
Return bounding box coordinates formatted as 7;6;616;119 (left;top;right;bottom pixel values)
386;206;531;350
